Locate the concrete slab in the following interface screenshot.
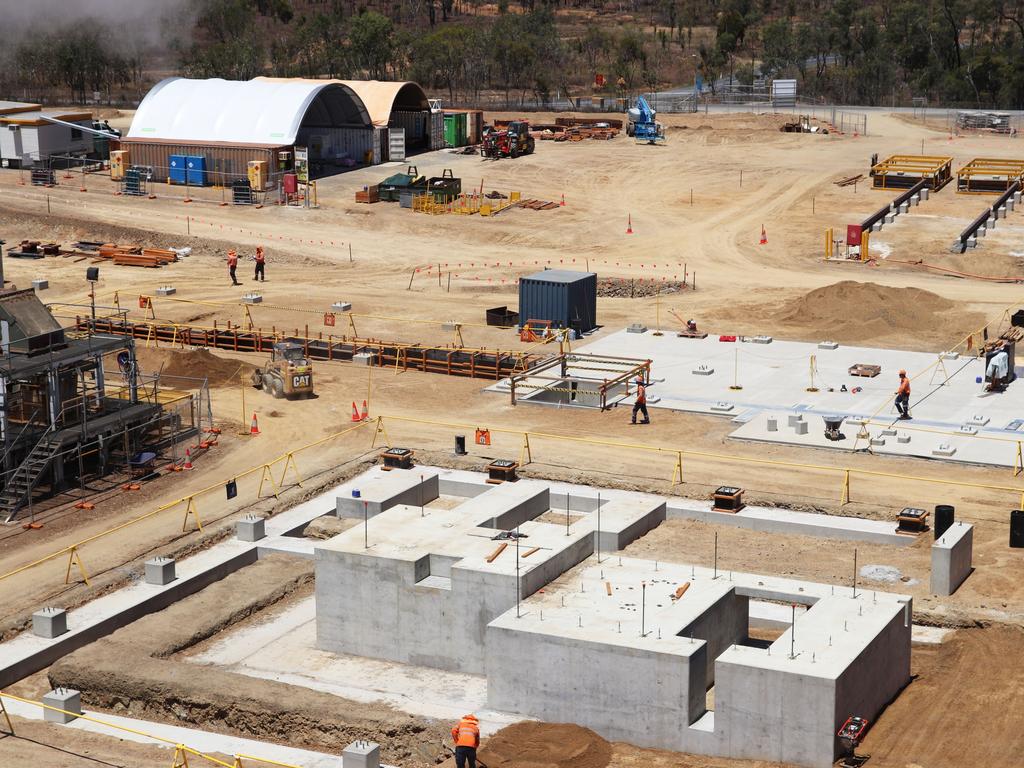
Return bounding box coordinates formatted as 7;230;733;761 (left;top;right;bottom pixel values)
525;329;1024;470
335;467;439;519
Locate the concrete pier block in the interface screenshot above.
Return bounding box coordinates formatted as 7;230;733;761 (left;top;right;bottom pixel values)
692;365;714;375
897;434;911;444
957;425;978;436
966;238;977;249
751;335;773;344
899;203;909;214
342;741;380;768
42;688;81;724
627;324;647;334
32;607;68;639
794;421;808;435
884;213;895;224
1014;191;1022;204
32;279;48;290
332;301;353;312
933;443;956;457
818;340;839;350
710;402;734;413
236;514;266;542
872;222;882;232
870;437;885;446
931;522;973;596
998;206;1007;219
978;225;987;237
880;428;897;437
156;285;176;296
241;293;263;304
144;556;176;586
1008;198;1016;212
352;352;377;366
967;414;989;426
940;351;960;360
910;194;919;206
920;187;929;201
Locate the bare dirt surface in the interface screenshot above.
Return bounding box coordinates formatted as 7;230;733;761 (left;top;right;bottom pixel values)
2;108;1024;767
477;722;612;768
48;556;450;767
135;347;255;387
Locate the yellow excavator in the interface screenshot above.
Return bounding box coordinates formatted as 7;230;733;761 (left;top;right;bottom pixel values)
251;341;314;399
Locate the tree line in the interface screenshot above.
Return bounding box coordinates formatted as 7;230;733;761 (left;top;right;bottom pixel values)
1;0;1022;108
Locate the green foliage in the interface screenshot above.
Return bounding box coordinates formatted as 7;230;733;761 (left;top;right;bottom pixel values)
349;11;395;79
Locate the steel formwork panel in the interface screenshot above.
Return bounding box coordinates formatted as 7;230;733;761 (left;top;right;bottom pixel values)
871;155;953;191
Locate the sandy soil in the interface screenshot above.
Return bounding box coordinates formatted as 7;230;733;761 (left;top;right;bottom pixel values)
3;108;1024;766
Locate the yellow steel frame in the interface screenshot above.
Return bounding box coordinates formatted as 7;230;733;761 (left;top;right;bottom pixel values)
956;157;1024;194
871;154;952;190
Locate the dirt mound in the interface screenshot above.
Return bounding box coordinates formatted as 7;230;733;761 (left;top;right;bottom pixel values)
135;348;255;387
479;722;611;768
772;280;980;346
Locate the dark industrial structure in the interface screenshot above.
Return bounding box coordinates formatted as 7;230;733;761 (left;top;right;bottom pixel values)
0;290;191;521
518;270;598;335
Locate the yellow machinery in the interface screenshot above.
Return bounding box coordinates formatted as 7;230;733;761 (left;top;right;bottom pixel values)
251;341;314;399
247;159;268;190
870;155;953;191
956;158;1024;194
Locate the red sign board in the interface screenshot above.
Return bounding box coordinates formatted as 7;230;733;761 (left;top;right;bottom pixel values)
323;312;336;327
846;224;862;246
595;73;606;87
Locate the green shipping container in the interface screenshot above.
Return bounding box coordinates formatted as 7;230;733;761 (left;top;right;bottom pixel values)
443;113;468;147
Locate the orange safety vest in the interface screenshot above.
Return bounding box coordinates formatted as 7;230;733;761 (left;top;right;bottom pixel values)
451;716;480;748
255;251;265;264
897;378;910;396
227;254;238;267
636;383;647;404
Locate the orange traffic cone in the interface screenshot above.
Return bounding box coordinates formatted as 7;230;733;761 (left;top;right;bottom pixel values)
560;193;566;206
183;448;193;470
759;225;767;245
361;400;369;421
250;412;260;435
351;402;361;422
626;214;633;234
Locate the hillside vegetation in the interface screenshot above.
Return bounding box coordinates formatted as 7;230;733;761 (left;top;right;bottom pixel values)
0;0;1022;108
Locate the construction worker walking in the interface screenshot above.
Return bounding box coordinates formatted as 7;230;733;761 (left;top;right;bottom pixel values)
631;376;650;424
227;250;240;286
450;713;480;768
253;246;266;282
895;369;912;420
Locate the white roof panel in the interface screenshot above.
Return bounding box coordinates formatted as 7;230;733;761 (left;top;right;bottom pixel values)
126;77;371;145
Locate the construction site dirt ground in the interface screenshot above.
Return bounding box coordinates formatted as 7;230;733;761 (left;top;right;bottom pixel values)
2;109;1024;767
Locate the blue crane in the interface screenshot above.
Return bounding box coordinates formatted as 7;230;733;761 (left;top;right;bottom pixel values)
627;96;666;144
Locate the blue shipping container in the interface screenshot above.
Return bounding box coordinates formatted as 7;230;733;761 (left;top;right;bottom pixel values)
168;154;187;184
186;155;206;186
518;269;598;334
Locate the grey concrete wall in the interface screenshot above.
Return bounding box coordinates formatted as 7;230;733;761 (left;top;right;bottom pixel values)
336;471;439;518
714;659;837;768
438;478;490;498
315;527;593;674
930;523;973;596
679;592;748;682
486;625;696;751
594;500;666;552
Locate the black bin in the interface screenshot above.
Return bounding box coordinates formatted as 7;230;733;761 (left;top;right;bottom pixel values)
934;505;955;540
1011;510;1024;548
455;435;467;455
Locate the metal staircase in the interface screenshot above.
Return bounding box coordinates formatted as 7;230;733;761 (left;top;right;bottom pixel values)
1;429;62;523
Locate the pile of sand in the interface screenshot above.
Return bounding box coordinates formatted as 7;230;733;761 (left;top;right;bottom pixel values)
135;348;255;387
773;280;980;346
478;722;612;768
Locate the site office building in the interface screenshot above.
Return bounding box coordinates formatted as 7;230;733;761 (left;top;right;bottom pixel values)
0;101;95;169
118;77;443;187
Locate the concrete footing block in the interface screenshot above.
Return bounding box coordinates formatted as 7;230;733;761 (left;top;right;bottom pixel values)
1014;191;1022;204
242;293;263;304
998;206;1007;219
872;222;882;232
236;514;266;542
692;365;714;375
897;434;911;444
144;556;176;586
911;195;920;206
921;188;930;201
818;340;839;350
342;740;380;768
332;301;353;312
978;226;987;237
931;522;973;596
32;607;68;639
870;437;885;446
966;414;989;426
933;443;956;457
32;279;48;290
751;335;773;344
880;428;897;437
627;323;647;333
42;688;81;724
884;213;895;224
957;425;978;436
940;351;960;360
710;402;733;413
899;203;909;214
352;352;377;366
1009;198;1016;212
156;285;176;296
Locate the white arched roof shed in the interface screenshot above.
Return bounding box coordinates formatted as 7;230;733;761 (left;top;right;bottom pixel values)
127;77;372;145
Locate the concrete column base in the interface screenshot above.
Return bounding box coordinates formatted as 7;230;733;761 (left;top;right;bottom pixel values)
42;688;81;724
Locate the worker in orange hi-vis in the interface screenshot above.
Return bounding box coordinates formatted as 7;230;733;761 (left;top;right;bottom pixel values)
227;250;240;286
895;369;912;420
253;246;266;282
450;713;480;768
631;375;650;424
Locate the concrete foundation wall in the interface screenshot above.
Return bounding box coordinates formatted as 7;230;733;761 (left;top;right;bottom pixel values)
336;470;439;519
930;523;973;596
486;625;696;751
680;592;748;681
714;660;836;768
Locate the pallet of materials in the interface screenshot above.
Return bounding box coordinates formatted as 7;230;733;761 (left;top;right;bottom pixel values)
518;199;560;210
8;241;65;258
355;184;380;204
112;249;178;268
848;363;881;377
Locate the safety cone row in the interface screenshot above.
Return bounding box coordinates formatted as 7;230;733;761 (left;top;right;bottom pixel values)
759;225;768;245
351;402;362;422
250;412;260;435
